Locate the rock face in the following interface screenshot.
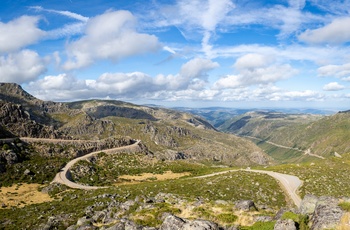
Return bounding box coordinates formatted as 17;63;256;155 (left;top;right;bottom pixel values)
310;196;344;230
299;194;319;215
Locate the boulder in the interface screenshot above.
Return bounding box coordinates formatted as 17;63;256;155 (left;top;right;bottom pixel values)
310;196;343;230
235;200;257;211
160;215;187;230
274;219;296;230
299;194;318;215
182;219;219;230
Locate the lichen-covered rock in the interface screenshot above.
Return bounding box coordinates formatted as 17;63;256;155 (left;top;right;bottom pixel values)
235;200;257;211
299;194;318;215
274;219;296;230
160;215;187;230
310;196;343;230
182;219;219;230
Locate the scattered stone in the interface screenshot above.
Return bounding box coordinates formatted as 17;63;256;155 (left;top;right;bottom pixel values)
182;219;219;230
214;200;228;205
274;219;296;230
23;169;33;176
254;216;273;222
235;200;257;211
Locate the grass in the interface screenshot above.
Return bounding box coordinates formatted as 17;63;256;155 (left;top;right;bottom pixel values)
339;202;350;212
70;153;225;186
0;169;286;229
266;154;350;198
240;221;276;230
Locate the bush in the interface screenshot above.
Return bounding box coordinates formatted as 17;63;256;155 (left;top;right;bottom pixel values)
339;202;350;212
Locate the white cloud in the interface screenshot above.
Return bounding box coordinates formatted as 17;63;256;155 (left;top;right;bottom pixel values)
29;58;219;101
233;53;270;70
0;16;45;53
318;63;350;78
156;0;235;57
213;54;297;89
180;58;219;79
0;50;46;84
63;10;160;70
299;17;350;44
323;82;345;91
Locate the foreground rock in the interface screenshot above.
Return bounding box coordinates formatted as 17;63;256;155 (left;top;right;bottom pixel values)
309;196;344;230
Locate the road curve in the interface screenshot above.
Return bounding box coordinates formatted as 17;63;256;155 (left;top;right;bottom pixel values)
52;140;141;190
195;169;302;208
243;135;325;160
1;137;303;204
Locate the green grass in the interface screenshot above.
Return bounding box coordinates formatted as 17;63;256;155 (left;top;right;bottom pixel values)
0;169;286;229
266;154;350;198
339;202;350;212
70;153;226;186
240;221;276;230
251;139;315;164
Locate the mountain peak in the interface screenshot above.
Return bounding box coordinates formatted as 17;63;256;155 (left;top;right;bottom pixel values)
0;82;41;105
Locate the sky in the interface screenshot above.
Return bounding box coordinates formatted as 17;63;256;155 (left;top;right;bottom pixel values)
0;0;350;109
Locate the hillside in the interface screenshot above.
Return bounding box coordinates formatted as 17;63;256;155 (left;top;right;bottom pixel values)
0;83;269;166
220;110;350;159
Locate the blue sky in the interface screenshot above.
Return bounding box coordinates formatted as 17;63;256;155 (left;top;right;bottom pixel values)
1;0;350;109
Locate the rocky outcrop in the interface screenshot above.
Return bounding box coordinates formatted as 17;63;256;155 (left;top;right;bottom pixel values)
299;194;318;215
274;219;296;230
310;196;344;230
235;200;257;211
0;101;62;138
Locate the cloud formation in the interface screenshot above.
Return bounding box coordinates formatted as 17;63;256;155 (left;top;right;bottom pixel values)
214;53;296;89
299;17;350;44
63;10;160;70
0;16;45;53
323;82;345;91
29;58;219;101
0;50;46;84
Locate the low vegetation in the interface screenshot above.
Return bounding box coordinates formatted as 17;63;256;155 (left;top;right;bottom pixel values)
266;154;350;198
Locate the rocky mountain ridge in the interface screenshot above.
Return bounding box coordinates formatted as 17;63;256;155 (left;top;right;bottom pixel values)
0;83;269;166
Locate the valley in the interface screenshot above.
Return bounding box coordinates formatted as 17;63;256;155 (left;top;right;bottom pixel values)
0;83;350;229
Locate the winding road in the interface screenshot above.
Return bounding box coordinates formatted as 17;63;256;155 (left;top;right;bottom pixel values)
2;137;302;207
52;140;142;190
243;135;325;160
195;169;302;207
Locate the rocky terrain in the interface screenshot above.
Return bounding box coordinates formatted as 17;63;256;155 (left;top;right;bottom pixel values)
0;83;269;166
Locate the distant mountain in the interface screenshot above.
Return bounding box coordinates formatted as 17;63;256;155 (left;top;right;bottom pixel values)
173;107;336;128
0;83;269;166
220;110;350;158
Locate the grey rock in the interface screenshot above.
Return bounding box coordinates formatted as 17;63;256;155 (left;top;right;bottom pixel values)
254;216;273;222
77;216;93;226
310;196;343;230
160;215;187;230
299;194;318;215
23;168;33;175
106;219;143;230
235;200;257;211
274;219;296;230
182;219;219;230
